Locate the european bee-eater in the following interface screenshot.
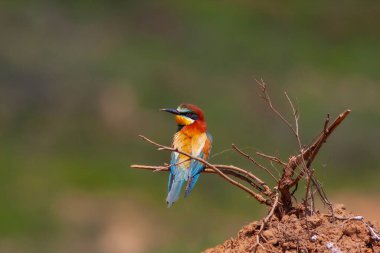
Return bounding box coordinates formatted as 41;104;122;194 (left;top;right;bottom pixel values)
161;104;212;207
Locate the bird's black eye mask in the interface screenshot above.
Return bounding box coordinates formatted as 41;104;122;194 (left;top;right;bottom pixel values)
181;111;199;120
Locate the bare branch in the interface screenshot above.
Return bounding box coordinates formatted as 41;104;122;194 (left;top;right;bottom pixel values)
306;110;350;168
256;79;297;137
232;144;278;182
284;91;301;145
136;135;273;205
250;189;280;252
131;163;273;197
131;164;168;171
289;110;351;187
279;110;351;212
256;152;287;166
217;165;273;195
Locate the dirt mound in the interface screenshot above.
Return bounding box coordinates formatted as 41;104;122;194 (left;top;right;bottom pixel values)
204;205;380;253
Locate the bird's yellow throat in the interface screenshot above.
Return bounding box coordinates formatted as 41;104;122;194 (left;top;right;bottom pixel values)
175;115;194;126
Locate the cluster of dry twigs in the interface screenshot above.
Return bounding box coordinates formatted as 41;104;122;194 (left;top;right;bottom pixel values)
131;80;350;220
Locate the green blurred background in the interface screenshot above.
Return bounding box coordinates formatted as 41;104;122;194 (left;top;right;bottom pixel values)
1;1;379;252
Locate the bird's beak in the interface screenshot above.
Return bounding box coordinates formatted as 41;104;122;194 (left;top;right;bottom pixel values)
160;108;180;115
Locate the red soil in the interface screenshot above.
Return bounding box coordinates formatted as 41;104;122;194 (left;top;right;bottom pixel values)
204;204;380;253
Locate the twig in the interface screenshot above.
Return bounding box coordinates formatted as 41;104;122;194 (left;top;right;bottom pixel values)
256;152;287;166
284;92;311;203
288;111;350;211
287;110;350;184
303;169;315;215
232;144;278;182
154;159;191;172
211;148;234;158
256;79;296;136
250;190;280;252
284;91;300;142
217;165;272;195
305;110;350;168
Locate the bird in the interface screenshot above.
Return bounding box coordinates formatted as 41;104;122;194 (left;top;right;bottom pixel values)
161;104;212;207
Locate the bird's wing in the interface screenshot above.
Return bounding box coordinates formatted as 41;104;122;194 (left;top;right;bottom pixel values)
168;150;178;192
204;132;213;160
184;132;212;197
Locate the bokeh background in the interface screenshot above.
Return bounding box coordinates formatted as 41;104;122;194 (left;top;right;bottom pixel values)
1;1;380;252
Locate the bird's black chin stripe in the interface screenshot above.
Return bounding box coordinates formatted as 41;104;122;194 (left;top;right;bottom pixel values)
177;125;184;131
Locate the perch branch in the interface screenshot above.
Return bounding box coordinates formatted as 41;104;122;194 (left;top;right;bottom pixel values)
131;164;273;196
136;135;272;205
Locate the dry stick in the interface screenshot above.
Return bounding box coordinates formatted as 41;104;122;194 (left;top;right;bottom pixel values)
232;144;278;182
217;165;273;195
131;163;273;196
257;80;306;181
286;110;350;214
256;152;287;166
290;110;351;187
285;91;315;211
223;171;268;194
257;80;306;176
286;92;349;189
306;115;331;211
258;80;306;181
256;79;296;136
304;169;315;215
131;164;168;171
135;135;272;206
306;112;350;211
256;152;283;177
270;161;282;178
306;110;350;167
284;92;307;174
154;158;191;172
284;92;300;141
258;81;310;212
251;190;280;252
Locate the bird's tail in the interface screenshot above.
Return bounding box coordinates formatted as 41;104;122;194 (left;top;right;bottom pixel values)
166;169;188;208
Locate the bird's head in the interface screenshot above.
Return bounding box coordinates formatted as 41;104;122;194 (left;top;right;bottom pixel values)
161;104;205;126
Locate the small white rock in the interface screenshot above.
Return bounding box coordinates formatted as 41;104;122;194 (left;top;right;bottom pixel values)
326;242;334;249
326;242;342;253
310;234;318;242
